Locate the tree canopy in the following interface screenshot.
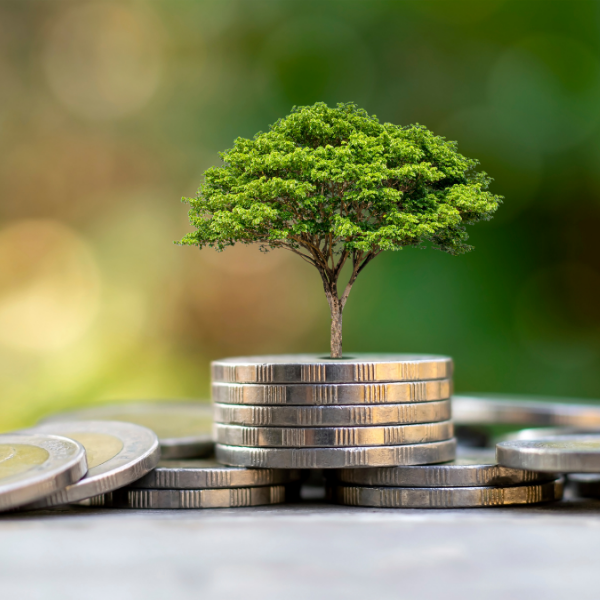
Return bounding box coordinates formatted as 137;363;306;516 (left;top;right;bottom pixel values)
180;102;502;357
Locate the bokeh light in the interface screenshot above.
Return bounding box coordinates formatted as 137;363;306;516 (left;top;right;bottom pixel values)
42;2;163;120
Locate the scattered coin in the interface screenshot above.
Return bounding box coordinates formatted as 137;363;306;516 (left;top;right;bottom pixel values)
24;421;160;507
0;433;87;511
500;427;600;442
212;354;452;384
568;474;600;499
330;479;563;508
213;400;451;428
215;439;457;469
214;421;453;448
97;485;289;509
212;379;452;406
334;449;555;487
497;435;600;473
129;458;302;489
40;401;213;459
453;394;600;427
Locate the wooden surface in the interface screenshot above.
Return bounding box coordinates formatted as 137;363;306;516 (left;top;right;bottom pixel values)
2;494;600;600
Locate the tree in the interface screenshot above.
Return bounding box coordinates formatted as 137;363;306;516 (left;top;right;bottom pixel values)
179;102;502;358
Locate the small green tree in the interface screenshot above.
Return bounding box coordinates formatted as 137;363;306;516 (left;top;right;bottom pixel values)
179;102;501;358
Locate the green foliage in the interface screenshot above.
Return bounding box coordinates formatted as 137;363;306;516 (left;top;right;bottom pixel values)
180;102;501;263
179;102;501;355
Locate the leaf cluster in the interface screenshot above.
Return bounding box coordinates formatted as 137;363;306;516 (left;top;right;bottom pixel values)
180;102;501;289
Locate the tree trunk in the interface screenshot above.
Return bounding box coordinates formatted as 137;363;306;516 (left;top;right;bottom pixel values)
330;300;343;359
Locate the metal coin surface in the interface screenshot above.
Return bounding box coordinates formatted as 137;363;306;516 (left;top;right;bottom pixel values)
214;421;453;448
569;474;600;499
40;402;213;459
212;380;452;406
334;449;555;487
497;435;600;473
129;458;301;489
0;434;87;511
216;439;457;469
330;479;563;508
213;400;451;427
97;485;288;509
500;427;600;442
453;394;600;428
212;354;452;384
24;421;160;507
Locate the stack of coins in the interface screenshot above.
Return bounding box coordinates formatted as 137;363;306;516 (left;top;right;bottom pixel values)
91;459;301;509
212;354;457;469
329;449;564;508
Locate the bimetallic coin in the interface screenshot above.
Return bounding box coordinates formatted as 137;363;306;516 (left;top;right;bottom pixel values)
453;394;600;428
214;421;453;448
569;474;600;499
330;479;564;508
212;380;452;406
40;401;213;459
25;421;160;507
216;439;457;469
99;485;288;509
0;434;87;511
129;459;301;489
212;354;452;384
497;435;600;473
335;449;555;488
213;400;451;427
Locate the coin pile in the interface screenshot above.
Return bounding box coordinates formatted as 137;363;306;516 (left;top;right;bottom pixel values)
212;354;457;469
29;401;295;510
88;459;301;509
329;448;564;508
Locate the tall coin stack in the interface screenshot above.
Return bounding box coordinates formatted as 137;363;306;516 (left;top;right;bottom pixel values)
212;354;456;470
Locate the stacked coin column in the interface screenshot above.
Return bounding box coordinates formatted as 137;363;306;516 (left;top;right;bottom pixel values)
211;355;456;470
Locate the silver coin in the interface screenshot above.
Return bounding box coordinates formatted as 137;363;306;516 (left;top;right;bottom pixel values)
212;354;452;384
129;458;302;489
40;401;213;459
215;439;457;469
500;427;600;442
330;479;564;508
212;379;452;406
497;435;600;473
24;421;160;507
334;449;555;487
453;394;600;427
213;400;451;427
96;485;289;509
214;421;453;448
0;434;87;511
568;474;600;499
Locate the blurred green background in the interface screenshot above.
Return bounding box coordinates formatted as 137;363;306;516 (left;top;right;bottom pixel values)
1;0;600;431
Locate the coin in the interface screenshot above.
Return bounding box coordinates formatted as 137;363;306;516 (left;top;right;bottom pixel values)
497;435;600;473
334;449;555;487
96;484;289;509
212;379;452;406
213;400;451;428
24;421;160;507
215;439;457;469
214;421;453;448
0;434;87;511
330;479;563;508
568;474;600;499
500;427;600;442
40;401;213;459
129;458;302;489
212;354;452;384
453;394;600;427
